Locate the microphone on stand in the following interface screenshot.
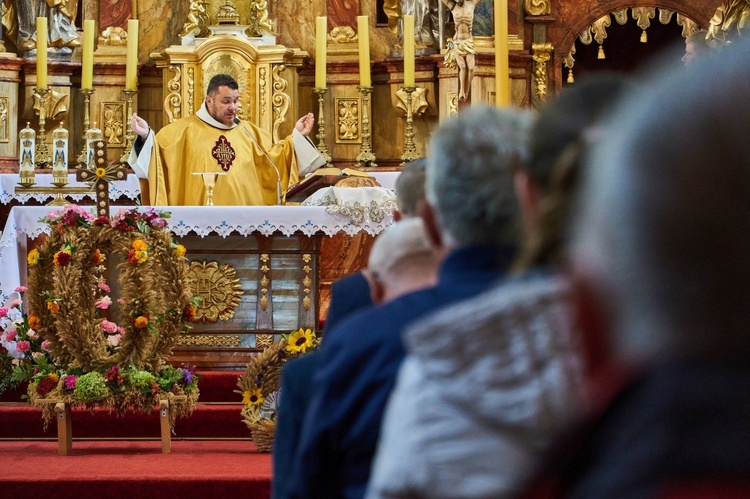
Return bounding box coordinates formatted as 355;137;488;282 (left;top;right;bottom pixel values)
234;117;282;205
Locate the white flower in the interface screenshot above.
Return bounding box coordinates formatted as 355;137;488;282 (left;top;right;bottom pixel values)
106;334;122;347
32;352;43;360
26;329;38;340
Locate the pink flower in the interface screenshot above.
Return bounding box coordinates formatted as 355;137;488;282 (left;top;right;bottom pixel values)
15;286;27;293
9;299;21;309
106;334;121;347
97;282;111;293
5;330;17;342
16;340;31;353
26;329;38;340
100;320;119;334
41;340;52;352
95;296;112;309
0;307;7;318
64;375;78;390
117;299;126;306
117;326;126;335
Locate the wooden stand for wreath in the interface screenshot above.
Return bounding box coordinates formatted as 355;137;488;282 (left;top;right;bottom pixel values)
37;396;187;455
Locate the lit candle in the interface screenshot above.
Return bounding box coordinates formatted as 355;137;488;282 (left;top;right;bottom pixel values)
36;17;48;89
494;0;510;106
125;19;139;90
52;123;69;183
357;16;371;87
81;20;95;90
315;17;327;88
403;15;415;87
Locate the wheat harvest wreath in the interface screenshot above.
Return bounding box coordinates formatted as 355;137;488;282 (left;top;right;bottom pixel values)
2;205;200;430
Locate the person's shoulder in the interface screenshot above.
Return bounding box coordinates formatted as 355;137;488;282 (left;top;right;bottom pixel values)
157;114;204;139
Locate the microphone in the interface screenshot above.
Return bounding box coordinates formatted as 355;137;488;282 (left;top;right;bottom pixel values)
234;117;282;205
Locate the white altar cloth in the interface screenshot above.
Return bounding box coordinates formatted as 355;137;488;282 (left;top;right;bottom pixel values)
0;205;394;300
0;173;142;204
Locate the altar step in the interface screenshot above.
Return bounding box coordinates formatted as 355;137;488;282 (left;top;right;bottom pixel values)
0;371;253;440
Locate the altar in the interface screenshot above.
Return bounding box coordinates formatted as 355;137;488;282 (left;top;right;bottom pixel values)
0;204;395;369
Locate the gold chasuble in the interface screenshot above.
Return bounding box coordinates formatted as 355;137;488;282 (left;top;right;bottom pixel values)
130;104;323;206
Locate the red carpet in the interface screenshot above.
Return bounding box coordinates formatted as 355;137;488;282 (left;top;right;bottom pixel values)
0;440;272;498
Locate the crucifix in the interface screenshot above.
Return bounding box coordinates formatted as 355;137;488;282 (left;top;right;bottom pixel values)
76;139;128;217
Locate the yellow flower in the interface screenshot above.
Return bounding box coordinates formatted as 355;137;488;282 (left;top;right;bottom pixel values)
27;248;40;266
47;373;59;382
173;244;187;258
91;249;104;265
134;250;148;264
28;313;41;330
134;315;149;329
285;328;315;354
132;239;148;251
242;389;264;407
47;301;60;314
95;167;107;178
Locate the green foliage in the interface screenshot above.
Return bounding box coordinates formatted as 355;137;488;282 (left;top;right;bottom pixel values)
74;371;109;402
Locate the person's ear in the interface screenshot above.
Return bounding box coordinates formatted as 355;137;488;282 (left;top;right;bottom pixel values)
419;201;442;249
362;269;385;305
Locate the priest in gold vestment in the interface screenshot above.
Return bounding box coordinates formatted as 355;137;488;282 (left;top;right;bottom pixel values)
128;74;325;206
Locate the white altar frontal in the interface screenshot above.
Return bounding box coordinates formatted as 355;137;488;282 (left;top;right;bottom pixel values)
0;204;394;369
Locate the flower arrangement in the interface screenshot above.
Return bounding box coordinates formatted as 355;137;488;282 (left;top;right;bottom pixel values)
236;328;318;451
12;205;201;429
0;287;55;394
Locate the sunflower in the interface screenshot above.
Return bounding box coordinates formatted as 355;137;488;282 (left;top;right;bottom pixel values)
95;167;107;178
285;328;316;354
242;388;265;407
27;248;40;266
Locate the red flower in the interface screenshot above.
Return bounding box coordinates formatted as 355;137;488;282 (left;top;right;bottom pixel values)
151;380;161;394
93;216;110;226
53;251;72;266
36;376;57;396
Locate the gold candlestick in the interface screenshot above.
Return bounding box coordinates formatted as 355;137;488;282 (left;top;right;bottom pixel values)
355;85;377;168
120;89;138;163
77;88;95;163
400;86;420;166
33;87;51;167
313;88;332;166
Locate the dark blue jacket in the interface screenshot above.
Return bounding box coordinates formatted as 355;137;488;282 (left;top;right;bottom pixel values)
325;272;373;333
288;244;515;499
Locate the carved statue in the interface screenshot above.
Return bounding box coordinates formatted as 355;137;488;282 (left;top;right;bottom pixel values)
180;0;211;39
707;0;750;48
2;0;80;54
247;0;274;37
442;0;477;101
384;0;441;51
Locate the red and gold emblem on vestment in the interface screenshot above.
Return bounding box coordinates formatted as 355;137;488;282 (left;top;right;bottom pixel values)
212;135;236;172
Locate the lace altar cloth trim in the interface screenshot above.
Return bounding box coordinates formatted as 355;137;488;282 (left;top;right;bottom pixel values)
301;187;398;224
0;205;394;298
1;173;142;204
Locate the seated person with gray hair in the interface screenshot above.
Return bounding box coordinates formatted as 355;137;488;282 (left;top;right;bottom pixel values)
288;106;531;498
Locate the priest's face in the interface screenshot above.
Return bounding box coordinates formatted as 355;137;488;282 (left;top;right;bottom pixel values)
206;86;240;127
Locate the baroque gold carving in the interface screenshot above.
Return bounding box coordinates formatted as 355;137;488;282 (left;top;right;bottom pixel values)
259;67;267;119
102;102;125;145
564;47;576;83
632;7;656;42
272;64;290;144
259;254;270;312
676;14;701;37
330;26;357;43
33;88;68;122
336;98;360;143
612;8;629;25
165;66;182;123
180;0;211;39
448;92;459;116
659;8;675;25
395;87;429;116
0;97;8;143
256;334;274;348
189;260;244;322
524;0;550;16
302;254;312;312
532;43;553;102
246;0;274;37
99;27;128;46
187;67;195;117
177;334;242;347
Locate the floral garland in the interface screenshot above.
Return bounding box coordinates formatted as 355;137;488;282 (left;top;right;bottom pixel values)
3;205;200;429
236;328;318;451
